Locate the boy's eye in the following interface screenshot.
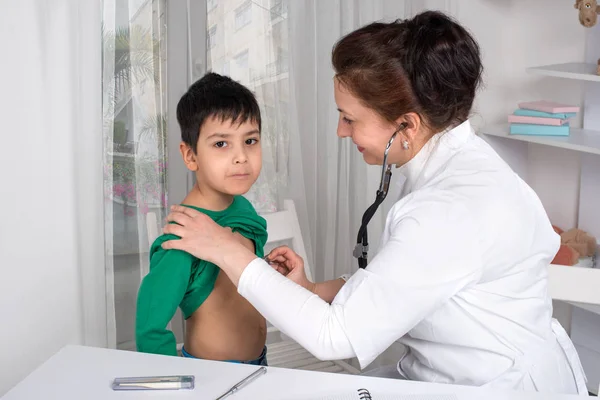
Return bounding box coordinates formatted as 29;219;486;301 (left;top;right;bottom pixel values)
342;116;353;125
246;138;259;145
214;141;227;148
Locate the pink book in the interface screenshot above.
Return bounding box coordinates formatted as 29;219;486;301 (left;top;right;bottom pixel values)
518;100;580;114
508;115;569;126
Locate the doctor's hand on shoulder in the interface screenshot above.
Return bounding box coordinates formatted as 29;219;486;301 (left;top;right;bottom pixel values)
162;205;315;290
265;246;313;291
162;205;236;266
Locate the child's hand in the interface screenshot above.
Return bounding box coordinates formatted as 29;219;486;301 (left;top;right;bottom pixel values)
265;246;315;293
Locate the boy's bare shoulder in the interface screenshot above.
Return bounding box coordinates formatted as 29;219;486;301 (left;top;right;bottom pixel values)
233;231;256;252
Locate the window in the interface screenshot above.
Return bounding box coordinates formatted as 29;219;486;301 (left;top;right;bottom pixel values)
276;47;288;75
234;1;252;30
222;61;230;76
270;0;287;21
207;25;217;49
102;0;170;351
234;49;249;70
204;0;289;213
266;48;288;76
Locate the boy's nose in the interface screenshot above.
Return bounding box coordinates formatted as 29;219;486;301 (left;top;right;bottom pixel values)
233;152;248;164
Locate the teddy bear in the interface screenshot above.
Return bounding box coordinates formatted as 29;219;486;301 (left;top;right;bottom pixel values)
551;225;597;266
575;0;600;27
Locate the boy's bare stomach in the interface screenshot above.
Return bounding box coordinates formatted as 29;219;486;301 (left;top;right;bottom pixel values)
183;271;266;362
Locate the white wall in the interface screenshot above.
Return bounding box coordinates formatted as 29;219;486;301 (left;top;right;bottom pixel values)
459;0;586;231
0;1;104;395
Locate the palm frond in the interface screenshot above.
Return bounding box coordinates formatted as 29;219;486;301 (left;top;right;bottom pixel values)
137;113;168;158
104;25;160;90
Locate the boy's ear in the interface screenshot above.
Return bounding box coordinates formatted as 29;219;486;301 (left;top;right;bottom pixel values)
179;142;199;171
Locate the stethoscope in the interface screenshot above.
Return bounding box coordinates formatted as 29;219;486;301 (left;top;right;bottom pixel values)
353;122;408;269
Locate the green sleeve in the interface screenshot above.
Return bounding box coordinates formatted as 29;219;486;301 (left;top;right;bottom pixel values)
136;235;193;356
229;197;268;258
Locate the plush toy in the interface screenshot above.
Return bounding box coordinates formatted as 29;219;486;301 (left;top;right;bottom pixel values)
551;225;597;266
575;0;600;27
561;228;597;257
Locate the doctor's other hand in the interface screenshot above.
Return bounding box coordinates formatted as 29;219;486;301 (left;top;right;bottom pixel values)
265;246;315;293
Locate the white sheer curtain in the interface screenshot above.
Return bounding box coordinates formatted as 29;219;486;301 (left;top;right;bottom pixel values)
0;0;105;392
287;0;459;281
287;0;407;281
205;0;290;214
102;0;170;350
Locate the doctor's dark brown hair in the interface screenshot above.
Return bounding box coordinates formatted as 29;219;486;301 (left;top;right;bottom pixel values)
331;10;483;131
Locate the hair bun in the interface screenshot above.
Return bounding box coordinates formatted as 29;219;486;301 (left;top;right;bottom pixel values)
401;10;483;128
331;10;482;131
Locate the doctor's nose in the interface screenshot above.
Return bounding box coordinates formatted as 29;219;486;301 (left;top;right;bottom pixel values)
337;122;351;138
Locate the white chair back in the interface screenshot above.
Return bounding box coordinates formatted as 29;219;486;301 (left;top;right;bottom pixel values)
261;199;313;281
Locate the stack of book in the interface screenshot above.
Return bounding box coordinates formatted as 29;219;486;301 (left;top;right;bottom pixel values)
508;100;579;136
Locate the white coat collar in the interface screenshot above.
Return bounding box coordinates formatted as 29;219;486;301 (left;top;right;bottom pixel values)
396;119;474;197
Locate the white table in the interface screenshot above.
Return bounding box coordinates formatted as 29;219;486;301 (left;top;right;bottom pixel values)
1;345;592;399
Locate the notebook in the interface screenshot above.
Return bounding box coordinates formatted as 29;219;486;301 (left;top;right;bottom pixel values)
513;108;577;119
517;100;580;114
294;388;459;400
509;123;570;136
507;115;569;126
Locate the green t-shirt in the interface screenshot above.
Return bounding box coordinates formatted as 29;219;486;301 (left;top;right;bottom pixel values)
135;195;268;356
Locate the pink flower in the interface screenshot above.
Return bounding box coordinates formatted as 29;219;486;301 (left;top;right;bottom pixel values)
113;183;125;197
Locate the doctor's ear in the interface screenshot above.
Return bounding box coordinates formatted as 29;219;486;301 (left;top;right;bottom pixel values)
396;113;423;140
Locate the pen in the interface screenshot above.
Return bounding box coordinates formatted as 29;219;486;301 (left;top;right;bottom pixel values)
215;366;267;400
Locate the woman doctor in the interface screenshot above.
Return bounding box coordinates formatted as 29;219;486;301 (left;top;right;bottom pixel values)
162;11;587;394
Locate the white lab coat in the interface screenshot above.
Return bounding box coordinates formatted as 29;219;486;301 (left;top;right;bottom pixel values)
238;120;588;394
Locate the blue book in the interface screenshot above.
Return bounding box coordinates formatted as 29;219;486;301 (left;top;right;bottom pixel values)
509;123;570;136
513;109;577;119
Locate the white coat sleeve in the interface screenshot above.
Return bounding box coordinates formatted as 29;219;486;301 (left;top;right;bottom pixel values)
238;191;483;368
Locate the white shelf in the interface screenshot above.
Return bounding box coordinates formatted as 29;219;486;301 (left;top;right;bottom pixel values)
569;301;600;316
548;264;600;305
527;62;600;82
481;124;600;156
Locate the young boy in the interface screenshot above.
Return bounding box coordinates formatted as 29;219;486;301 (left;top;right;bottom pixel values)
135;72;269;365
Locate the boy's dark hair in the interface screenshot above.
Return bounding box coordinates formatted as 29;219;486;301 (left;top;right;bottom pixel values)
332;10;483;132
176;72;261;150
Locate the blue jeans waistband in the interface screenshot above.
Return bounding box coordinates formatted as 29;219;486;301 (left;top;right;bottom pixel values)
181;346;268;366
